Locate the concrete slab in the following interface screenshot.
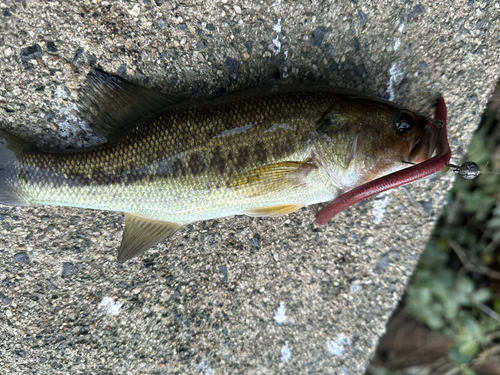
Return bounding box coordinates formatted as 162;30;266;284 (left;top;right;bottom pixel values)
0;0;498;374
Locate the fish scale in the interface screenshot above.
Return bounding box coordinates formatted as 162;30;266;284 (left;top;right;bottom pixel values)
0;69;440;261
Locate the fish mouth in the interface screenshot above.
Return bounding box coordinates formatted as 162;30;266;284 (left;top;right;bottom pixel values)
408;119;443;164
316;96;452;225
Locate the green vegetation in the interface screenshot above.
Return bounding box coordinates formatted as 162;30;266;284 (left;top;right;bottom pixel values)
406;92;500;374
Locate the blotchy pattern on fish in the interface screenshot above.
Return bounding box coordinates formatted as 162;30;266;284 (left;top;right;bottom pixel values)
0;69;444;262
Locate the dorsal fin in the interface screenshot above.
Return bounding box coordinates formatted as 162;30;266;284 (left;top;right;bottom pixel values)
78;69;185;140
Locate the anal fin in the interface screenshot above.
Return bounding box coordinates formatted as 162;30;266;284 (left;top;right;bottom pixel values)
117;214;182;263
229;161;316;197
245;204;303;217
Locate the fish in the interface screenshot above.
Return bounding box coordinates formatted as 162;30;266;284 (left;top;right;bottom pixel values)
0;69;453;263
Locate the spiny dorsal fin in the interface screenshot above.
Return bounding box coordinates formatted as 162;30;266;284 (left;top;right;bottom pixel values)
117;214;182;263
79;68;185;140
228;161;316;197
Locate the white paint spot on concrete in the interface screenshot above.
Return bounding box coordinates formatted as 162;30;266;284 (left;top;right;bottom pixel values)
274;302;287;325
350;281;363;293
56;102;82;137
272;35;281;54
197;360;214;375
398;23;405;32
55;85;70;99
386;63;405;101
394;39;401;51
326;334;350;356
270;18;282;54
53;85;107;147
127;4;141;17
281;341;292;362
373;191;392;225
273;20;282;33
274;252;279;261
100;297;122;316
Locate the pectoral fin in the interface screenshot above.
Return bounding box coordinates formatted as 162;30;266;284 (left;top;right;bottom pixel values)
117;214;182;263
229;161;316;197
245;204;303;217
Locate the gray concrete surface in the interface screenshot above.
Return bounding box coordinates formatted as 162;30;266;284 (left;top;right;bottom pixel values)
0;0;498;374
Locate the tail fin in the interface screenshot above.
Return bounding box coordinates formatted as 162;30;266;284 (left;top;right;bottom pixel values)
0;129;30;206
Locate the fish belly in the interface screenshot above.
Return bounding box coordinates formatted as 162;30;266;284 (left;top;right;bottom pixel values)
20;165;338;224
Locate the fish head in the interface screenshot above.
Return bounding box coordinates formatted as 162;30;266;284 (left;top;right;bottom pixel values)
377;106;443;168
315;96;451;224
315;96;444;187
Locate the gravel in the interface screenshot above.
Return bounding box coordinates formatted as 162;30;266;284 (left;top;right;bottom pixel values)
0;0;499;374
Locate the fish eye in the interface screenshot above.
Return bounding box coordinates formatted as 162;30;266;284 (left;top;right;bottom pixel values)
394;110;415;134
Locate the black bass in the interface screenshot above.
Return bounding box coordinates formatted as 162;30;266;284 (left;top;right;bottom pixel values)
0;69;452;262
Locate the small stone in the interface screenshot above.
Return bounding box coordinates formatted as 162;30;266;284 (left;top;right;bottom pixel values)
72;47;84;65
46;279;58;291
62;262;74;277
152;40;158;48
242;51;250;60
198;40;208;49
225;57;239;74
44;111;55;122
2;296;13;306
116;64;127;77
86;51;97;66
234;5;241;14
218;265;228;283
330;61;339;72
311;27;326;47
20;44;42;62
5;309;12;317
418;61;430;71
4;47;12;57
250;234;260;247
46;41;58;53
14;252;30;264
374;255;390;273
158;19;166;29
359;11;368;28
418;200;433;215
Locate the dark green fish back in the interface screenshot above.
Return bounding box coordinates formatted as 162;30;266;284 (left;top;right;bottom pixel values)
19;90;336;189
